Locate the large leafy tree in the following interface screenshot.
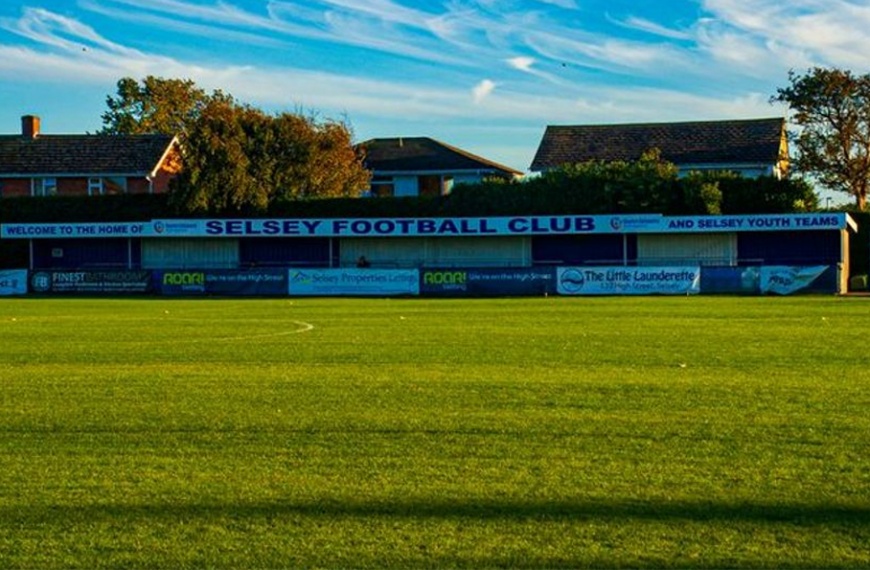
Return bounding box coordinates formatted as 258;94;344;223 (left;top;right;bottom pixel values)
449;150;815;215
773;67;870;211
101;76;370;212
100;76;228;135
170;100;370;213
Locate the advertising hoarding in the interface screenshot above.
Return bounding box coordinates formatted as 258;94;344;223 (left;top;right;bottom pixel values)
557;266;701;296
759;265;830;295
156;269;287;296
421;268;555;296
288;269;419;296
29;271;153;294
0;270;27;296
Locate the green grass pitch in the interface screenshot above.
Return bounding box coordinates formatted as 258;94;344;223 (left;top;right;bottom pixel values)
1;296;868;568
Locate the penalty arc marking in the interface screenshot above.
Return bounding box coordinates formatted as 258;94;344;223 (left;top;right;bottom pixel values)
194;320;315;342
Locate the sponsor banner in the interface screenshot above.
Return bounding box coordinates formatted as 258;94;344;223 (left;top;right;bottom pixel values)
156;269;288;296
288;269;420;296
29;270;153;294
759;265;829;295
0;269;27;296
421;268;556;296
2;213;851;240
557;266;701;296
699;267;761;294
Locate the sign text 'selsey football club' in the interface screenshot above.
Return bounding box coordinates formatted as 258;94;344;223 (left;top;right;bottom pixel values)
200;217;598;237
0;213;852;239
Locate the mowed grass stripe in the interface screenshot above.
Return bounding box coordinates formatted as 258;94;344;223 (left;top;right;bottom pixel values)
0;297;868;568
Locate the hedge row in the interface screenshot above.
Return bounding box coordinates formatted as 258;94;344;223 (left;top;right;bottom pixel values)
0;177;823;223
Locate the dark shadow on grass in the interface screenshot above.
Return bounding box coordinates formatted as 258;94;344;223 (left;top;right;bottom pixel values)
3;498;868;526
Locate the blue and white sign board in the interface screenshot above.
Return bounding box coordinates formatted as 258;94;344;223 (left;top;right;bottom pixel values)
288;269;420;296
1;213;853;240
0;222;154;239
421;268;555;296
0;269;27;296
557;266;701;295
153;213;851;237
759;265;829;295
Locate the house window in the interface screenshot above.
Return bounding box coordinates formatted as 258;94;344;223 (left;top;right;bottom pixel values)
88;177;127;195
88;178;103;195
370;176;395;197
442;176;454;195
418;175;441;197
33;178;57;197
103;177;127;195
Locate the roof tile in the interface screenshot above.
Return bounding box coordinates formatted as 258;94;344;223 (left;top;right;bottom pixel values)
361;137;522;176
530;118;785;171
0;134;176;176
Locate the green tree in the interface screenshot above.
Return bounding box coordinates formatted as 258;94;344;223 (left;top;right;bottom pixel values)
539;149;683;213
773;67;870;211
170;100;369;213
100;76;228;135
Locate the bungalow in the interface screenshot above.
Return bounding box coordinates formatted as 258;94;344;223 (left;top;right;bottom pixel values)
360;137;523;197
530;117;789;179
0;115;180;198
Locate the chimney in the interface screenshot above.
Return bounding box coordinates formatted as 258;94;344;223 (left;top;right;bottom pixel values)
21;115;40;139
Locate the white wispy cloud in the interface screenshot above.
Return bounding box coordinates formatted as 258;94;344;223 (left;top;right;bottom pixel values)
699;0;870;70
535;0;578;8
472;79;496;103
507;56;535;72
617;16;693;41
4;0;870;171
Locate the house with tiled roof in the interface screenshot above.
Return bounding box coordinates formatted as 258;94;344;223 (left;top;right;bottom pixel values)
360;137;523;197
530;117;789;179
0;115;180;198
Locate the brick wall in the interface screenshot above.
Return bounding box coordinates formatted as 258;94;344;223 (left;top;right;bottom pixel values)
57;178;88;197
0;179;31;197
128;178;151;194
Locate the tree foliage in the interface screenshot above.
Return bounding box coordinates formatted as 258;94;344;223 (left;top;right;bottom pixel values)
169;100;370;214
99;76;229;135
100;76;370;213
448;150;817;215
773;67;870;211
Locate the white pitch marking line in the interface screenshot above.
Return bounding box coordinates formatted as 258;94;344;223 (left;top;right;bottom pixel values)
191;320;315;342
129;320;316;344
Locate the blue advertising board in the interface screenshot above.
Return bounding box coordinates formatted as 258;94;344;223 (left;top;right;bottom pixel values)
759;265;831;295
0;269;27;296
29;270;153;294
420;268;556;296
156;269;287;296
288;269;419;296
557;266;701;296
1;213;854;240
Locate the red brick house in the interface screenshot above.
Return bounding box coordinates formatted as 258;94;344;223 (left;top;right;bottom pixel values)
0;115;180;198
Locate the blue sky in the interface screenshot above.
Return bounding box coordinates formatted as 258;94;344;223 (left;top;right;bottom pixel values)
1;0;869;178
